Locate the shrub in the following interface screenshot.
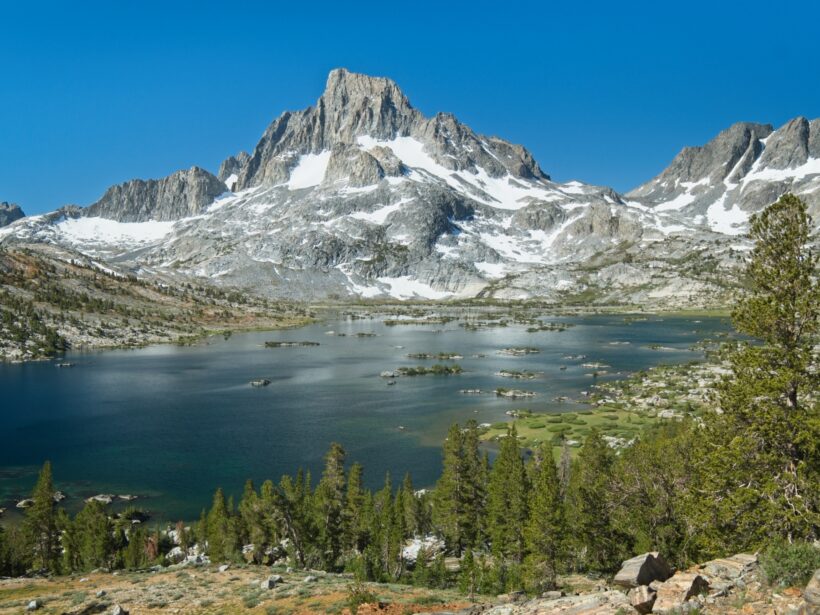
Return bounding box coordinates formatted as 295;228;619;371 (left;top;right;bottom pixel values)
346;579;377;615
760;541;820;587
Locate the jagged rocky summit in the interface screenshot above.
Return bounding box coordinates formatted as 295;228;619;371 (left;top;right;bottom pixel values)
2;69;818;305
0;202;24;228
629;117;820;234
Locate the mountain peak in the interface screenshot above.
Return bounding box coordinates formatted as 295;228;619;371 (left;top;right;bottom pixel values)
317;68;421;143
0;201;25;228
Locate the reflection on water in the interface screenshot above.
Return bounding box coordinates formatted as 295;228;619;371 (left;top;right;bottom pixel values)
0;313;732;521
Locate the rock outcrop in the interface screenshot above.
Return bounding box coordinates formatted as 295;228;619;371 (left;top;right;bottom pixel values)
613;552;673;588
629;116;820;232
0;202;24;227
85;167;226;222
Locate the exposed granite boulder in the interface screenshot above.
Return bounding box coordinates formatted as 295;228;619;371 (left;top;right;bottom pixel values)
628;585;657;614
613;552;673;588
0;202;24;227
85;166;227;222
795;568;820;614
653;571;709;613
480;590;630;614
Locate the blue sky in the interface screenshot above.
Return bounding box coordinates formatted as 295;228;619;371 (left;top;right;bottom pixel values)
2;0;819;215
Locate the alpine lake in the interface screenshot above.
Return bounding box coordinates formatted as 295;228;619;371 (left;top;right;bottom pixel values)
0;309;733;523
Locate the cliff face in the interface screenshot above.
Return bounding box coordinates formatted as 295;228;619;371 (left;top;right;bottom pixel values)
0;202;24;227
85;167;227;222
629;117;820;232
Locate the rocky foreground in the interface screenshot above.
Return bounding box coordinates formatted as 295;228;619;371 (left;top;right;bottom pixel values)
1;553;817;615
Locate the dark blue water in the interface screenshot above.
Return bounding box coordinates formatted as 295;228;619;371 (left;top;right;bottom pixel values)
0;313;732;522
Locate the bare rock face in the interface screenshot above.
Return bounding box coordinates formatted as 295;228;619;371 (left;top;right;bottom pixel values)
798;569;820;614
323;143;386;187
481;589;631;614
652;572;709;613
0;202;24;227
628;585;657;614
613;552;673;588
229;68;547;192
85;167;227;222
218;151;250;186
629;116;820;229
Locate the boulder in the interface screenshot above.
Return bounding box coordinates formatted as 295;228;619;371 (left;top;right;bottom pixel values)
303;575;318;583
260;576;281;590
111;606;128;615
798;568;820;614
218;564;230;572
699;553;757;598
166;546;185;564
95;590;106;598
628;585;657;614
613;552;673;588
653;572;709;613
497;590;526;603
26;600;41;611
699;552;757;584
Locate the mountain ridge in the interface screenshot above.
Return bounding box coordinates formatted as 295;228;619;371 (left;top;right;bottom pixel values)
1;69;818;306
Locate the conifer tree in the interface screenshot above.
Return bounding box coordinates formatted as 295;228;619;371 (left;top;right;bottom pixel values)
124;524;148;569
315;442;347;568
400;473;419;537
434;422;485;554
75;500;114;570
459;548;478;599
566;430;629;572
24;461;59;572
523;444;565;591
343;462;366;552
412;544;431;586
206;488;232;562
487;426;527;565
694;193;820;553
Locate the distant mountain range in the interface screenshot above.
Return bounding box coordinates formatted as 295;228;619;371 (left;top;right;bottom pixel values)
2;69;818;307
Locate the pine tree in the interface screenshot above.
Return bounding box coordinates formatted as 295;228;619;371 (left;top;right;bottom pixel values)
566;430;630;572
315;442;347;569
238;479;264;549
124;524;148;569
458;548;478;599
24;461;59;572
487;426;528;565
206;487;232;562
434;422;485;554
75;500;114;570
412;544;431;586
523;444;565;592
611;421;695;567
693;193;820;553
400;473;419;537
343;462;366;553
558;437;572;499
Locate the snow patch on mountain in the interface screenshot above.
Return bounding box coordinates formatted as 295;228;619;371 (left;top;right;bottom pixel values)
287;151;332;189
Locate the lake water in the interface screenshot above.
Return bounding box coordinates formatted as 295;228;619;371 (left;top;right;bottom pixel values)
0;312;732;522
